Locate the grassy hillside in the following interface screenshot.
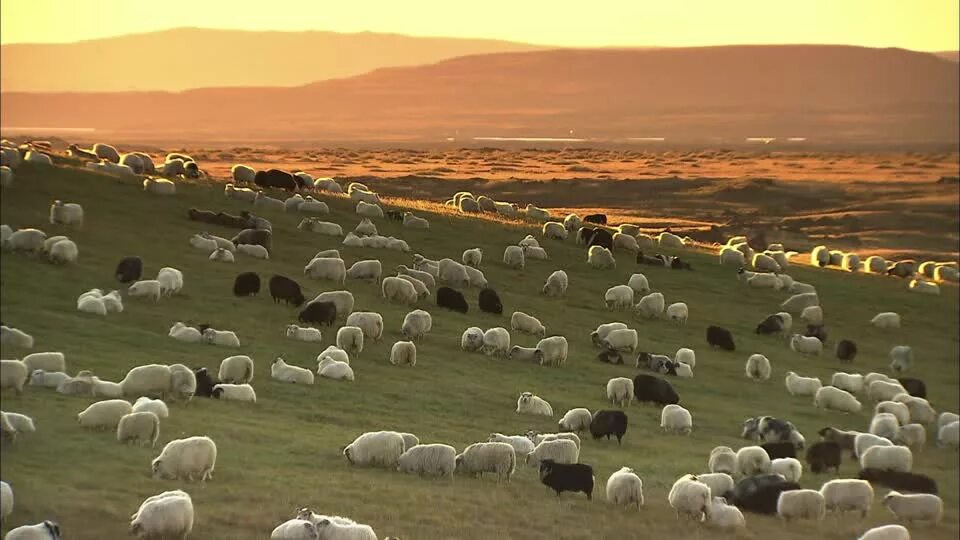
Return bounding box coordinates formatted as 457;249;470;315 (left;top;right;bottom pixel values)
1;162;957;539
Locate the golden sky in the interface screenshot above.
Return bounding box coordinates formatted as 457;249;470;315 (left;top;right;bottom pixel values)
2;0;958;50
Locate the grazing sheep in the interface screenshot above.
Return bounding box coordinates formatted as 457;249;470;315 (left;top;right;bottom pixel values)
0;325;33;349
745;354;771;381
938;412;959;430
3;521;61;540
790;334;822;356
336;326;364;358
525;439;579;467
128;280;162;302
814;386;862;413
481;327;511;357
345;260;382;283
344;312;384;342
21;352;66;374
776;489;825;522
117;411;160;447
78;399;133;429
132;397;169;419
502;245;525;270
819;479;876;520
604;377;635;408
460;327;484;352
709;446;737;474
591;322;628;347
736;446;772;476
0;479;11;522
604;285;634;310
868;380;908;403
397;274;430;298
396;443;456;478
938;421;959;448
660;404;693;435
462;247;482;267
696;473;734;500
48;200;84;227
804;440;843;474
587;245;616;269
541;269;568;296
558;408;593;433
800;305;823;326
389;341;417;367
876;402;910;429
706;325;736;351
895;423;927;451
2;412;34;434
889;345;913;374
612;232;640;252
605;466;644;511
5;228;47;252
539;460;594;500
155;267;184;296
668;474;710;521
271;357;315;384
832;372;865;394
855;432;895;460
379;276;418;306
128;490;195;540
535;335;568;367
516;392;553;416
590;410;628;444
602;328;637;354
399;309;432;340
217;355;254;385
509;311;545;338
478;287;503;315
151;435;217;482
118;364;172;398
784;371;821;397
860;470;938;497
702;496;746;530
436;286;468;313
455;442;516;482
665;302;688;324
893;394;936;425
542;221;567;239
633;374;680;406
770;457;802;482
310;290;354;320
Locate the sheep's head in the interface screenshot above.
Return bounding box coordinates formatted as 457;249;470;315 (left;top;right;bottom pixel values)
211;387;223;399
150;458;163;478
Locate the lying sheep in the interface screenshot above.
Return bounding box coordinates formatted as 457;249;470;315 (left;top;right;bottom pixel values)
285;324;323;343
152;435;217;482
271;357;315;384
143;177;176;195
212;383;257;403
455;442;516;482
870;312;901;329
128;280;162;302
814;386;862;413
202;328;240;348
299;218;343;236
517;392;553;416
397;443;457;478
28;369;69;389
317;357;355;381
4;521;62;539
908;279;940;295
237;243;269;259
785;371;821;396
78;399;133;429
117;411;160;447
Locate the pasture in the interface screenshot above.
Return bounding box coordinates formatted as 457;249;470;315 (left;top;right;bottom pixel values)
1;161;958;539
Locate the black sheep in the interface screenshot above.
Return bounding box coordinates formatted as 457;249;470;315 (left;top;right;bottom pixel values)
583;213;607;225
578;227;597;246
184;161;201;178
897;377;927;399
805;440;842;474
706;325;736;351
835;339;857;363
805;324;828;343
231;228;272;254
269;275;305;306
587;229;613;250
725;474;800;514
298;301;337;326
669;257;693;271
589;410;628;444
187;208;218;223
858;468;938;495
632;374;680;406
193;367;216;398
597;350;623;364
755;314;786;335
254;168;297;191
478;288;503;315
436;287;468;314
636;251;665;266
233;272;260;296
114;256;143;283
385;210;404;222
215;211;247;228
760;441;796;459
538;460;594;499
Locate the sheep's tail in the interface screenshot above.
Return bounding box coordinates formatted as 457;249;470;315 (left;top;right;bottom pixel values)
243;363;253;383
150;416;160;447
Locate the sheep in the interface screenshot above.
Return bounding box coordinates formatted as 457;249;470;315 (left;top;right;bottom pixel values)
908;279;939;295
317;357;355;381
478;287;504;314
853;433;894;462
0;479;11;523
776;489;825;522
542;221;567;240
303;257;346;285
893;394;936;425
587;245;616;269
557;408;593;433
789;334;822;356
814;385;862;413
600;466;644;512
800;305;823;326
128;490;195;540
487;433;536;457
28;369;69;389
502;245;525;269
397;309;432;341
482;327;511;357
696;473;734;501
934;264;960;282
117;411;160;447
235;243;268;260
156;267;184;296
397;274;430;298
462;247;482;268
143;177;176;195
128;279;162;302
668;474;711;521
819;478;874;518
78;399;133;429
590;322;627;347
889;345;913;374
336;326;364;358
344;312;384;342
509;311;545;338
132;397;169;419
738;353;771;382
861;445;913;473
897;378;927;399
353;217;378;237
780;371;820;397
345;260;382;283
542;269;568;296
531;335;566;367
770;457;802;483
397;264;436;288
519;235;540;248
318;345;350;365
2;412;34;434
832;372;865;394
874;401;910;427
5;228;46;252
857;525;911;540
48;200;84;228
116;364;171;398
606;377;634;408
354;200;384;219
461;327;484;352
752;252;780;272
869;380;908;403
151;435;217;482
167;322;202;344
516;392;553;416
454;442;516;482
211;383;257;403
20;352;65;375
939;412;959;430
298;218;343;236
271;357;315;384
202;328;240;348
895;424;927;451
630;293;663;321
660;404;693;435
389;341;417;367
285;324;322;344
525;438;579;468
938;421;959;448
736;446;771;476
0;325;33;349
709;446;738;474
396;443;456;478
380;276;418;306
216;355;254;385
3;521;62;540
612;232;640;253
661;302;688;325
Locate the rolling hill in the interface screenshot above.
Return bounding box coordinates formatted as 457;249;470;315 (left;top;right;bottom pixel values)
1;45;957;144
0;27;545;92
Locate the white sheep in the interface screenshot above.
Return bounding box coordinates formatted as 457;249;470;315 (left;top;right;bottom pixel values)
388;341;417;367
510;311;545;338
47;238;78;264
527;432;582;450
0;479;11;523
0;360;29;396
709;446;737;474
298;197;329;215
770;457;802;482
117;364;171;398
855;433;894;459
397;274;430;298
516;392;553;416
202;328;240;348
800;305;823;326
542;221;567;240
285;324;322;343
317;345;349;365
660;404;693;435
461;327;485;352
397;309;432;341
606;377;634;408
218;355;254;384
542;269;568;296
497;245;524;270
525;438;579;467
299;219;343;236
152;435;217;482
870;312;901;329
745;353;771;381
658;232;685;248
77;295;107;316
482;327;511;358
938;412;959;430
284;194;305;212
819;479;874;518
0;166;12;188
0;325;33;349
2;412;34;434
317;357;355;381
304;257;346;284
315;178;343;193
78;399;133;429
872;402;910;428
236;243;269;260
402;212;429;229
143;177;176;195
841;252;861;272
345;260;382;283
519;235;540;248
603;285;634;310
128;280;162;302
893;394;936;425
832;372;865;394
117;411;160;447
784;371;823;396
48;200;84;227
868;380;907;403
154;267;183;296
777;489;825;522
133;397;169;419
889;345;913;374
753;252;781;272
355;200;384;218
939;420;959;448
668;474;710;521
130;490;194;540
606;467;644;511
870;412;902;441
535;336;568;367
563;213;582;231
454;441;516;482
345;312;384;341
522;245;549;261
790;334;822;356
396;443;457;477
634;292;665;319
354;217;378;237
189;233;218;252
558;408;593;433
781;292;819;313
271;357;315;384
602;328;638;353
895;423;927;451
3;521;62;540
231;164;256;183
814;385;862;414
694;473;734;500
908;279;939;295
704;496;745;530
665;302;688;325
612;232;640;252
462;247;482;267
381;276;418;305
336;326;364;357
587;245;616;269
736;446;771;476
487;433;535;456
28;369;69;389
5;228;47;252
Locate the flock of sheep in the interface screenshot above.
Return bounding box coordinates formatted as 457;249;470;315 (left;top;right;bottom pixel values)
0;139;958;540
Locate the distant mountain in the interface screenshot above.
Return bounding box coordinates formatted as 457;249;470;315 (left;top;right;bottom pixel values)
933;50;959;62
2;45;956;145
0;27;545;92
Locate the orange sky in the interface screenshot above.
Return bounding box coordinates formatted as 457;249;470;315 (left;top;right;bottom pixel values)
1;0;958;50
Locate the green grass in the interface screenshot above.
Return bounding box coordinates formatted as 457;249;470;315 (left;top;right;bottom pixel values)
1;161;958;540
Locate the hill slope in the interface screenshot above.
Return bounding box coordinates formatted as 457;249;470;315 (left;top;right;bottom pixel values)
0;160;957;538
2;45;956;144
0;27;545;92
